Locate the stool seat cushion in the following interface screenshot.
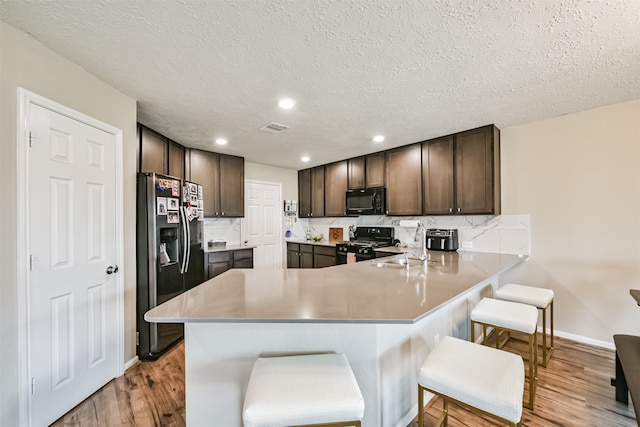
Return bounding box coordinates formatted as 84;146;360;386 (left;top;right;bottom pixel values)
243;353;364;427
496;283;554;308
418;336;524;423
471;298;538;334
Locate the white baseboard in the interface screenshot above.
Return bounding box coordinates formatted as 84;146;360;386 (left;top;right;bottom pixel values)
124;355;139;371
551;329;615;350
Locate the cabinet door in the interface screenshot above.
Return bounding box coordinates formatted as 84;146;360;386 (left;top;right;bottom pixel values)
287;250;300;268
139;125;168;174
348;157;365;190
190;149;220;217
366;152;386;187
168;140;185;180
207;262;232;279
455;125;500;214
300;252;314;268
219;155;244;217
311;166;325;217
314;254;336;268
298;169;312;218
385;144;422;215
422;136;455;215
324;160;348;217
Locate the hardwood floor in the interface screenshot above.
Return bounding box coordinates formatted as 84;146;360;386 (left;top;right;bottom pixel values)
52;336;636;427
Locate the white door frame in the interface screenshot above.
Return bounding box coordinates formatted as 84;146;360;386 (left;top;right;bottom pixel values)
16;88;125;425
241;179;283;268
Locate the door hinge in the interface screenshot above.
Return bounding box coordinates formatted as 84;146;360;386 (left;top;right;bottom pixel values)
29;254;35;271
136;331;139;346
31;377;36;395
29;131;34;148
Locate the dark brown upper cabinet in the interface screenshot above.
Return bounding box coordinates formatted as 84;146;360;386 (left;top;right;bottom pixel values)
188;150;245;218
365;152;386;188
139;125;168;175
455;125;500;215
311;166;325;217
168;140;185;180
188;149;220;217
298;169;312;218
219;154;244;217
348;157;365;190
324;160;348;217
422;136;455;215
422;125;500;215
298;166;325;218
385;143;422;216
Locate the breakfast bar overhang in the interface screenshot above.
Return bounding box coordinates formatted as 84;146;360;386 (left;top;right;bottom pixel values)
145;252;526;426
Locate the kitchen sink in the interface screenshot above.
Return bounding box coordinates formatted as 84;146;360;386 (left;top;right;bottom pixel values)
371;258;424;269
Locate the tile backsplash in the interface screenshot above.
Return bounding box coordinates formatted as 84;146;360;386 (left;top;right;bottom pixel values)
202;214;530;256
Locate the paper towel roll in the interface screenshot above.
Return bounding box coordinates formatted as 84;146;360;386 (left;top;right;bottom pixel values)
399;220;419;228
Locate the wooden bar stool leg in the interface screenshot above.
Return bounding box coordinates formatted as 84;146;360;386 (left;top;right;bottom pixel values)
550;300;555;353
443;398;449;427
542;305;547;367
418;385;424;427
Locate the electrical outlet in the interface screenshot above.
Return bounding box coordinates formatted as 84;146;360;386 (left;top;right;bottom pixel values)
461;240;473;249
434;333;440;346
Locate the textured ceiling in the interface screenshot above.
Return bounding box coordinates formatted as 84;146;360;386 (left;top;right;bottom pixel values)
2;0;639;169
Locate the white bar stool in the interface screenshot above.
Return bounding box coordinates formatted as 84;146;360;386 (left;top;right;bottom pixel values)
243;353;364;427
418;336;524;427
496;283;555;367
471;297;539;410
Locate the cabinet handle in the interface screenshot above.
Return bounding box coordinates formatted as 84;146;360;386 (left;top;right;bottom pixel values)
221;212;225;216
449;208;453;213
310;213;313;217
457;207;461;213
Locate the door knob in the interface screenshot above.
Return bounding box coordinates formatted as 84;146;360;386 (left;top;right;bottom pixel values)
106;265;119;275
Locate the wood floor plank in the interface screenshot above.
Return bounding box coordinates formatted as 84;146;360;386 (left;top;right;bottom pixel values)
51;335;636;426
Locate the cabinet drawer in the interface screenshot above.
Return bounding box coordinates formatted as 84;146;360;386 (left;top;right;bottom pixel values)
234;259;253;269
287;242;299;251
234;249;253;261
314;245;336;256
300;244;314;254
207;251;232;264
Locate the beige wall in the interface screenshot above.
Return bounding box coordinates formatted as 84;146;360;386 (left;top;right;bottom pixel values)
501;99;640;344
0;22;138;425
245;161;298;200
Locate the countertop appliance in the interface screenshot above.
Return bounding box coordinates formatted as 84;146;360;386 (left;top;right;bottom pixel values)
136;172;205;360
336;226;395;264
426;229;459;252
345;187;386;216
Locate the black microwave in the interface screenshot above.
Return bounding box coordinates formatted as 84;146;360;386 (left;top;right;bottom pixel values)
345;187;386;215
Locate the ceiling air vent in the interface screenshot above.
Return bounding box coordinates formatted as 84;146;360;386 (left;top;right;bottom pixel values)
259;122;289;133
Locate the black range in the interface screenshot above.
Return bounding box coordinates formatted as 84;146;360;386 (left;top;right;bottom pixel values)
336;226;395;264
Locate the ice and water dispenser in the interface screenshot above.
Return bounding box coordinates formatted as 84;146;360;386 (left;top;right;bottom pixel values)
159;227;178;266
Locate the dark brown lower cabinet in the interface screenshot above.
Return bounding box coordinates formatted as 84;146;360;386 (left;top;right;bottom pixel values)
206;248;254;280
287;243;336;268
314;245;337;268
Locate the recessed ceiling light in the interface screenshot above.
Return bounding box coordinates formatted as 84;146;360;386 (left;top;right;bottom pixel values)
279;98;296;109
215;138;228;145
301;156;310;162
373;135;385;143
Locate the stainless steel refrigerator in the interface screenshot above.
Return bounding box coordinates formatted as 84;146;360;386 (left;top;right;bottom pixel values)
136;172;204;360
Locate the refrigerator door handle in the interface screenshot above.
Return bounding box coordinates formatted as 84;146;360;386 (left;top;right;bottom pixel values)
179;207;189;274
185;210;191;273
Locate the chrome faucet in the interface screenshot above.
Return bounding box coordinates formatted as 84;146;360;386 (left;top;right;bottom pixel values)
414;221;427;262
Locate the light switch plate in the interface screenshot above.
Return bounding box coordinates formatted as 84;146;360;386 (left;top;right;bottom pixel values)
461;241;473;249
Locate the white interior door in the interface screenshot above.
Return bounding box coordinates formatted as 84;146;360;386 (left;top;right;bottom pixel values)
27;102;119;426
242;181;282;269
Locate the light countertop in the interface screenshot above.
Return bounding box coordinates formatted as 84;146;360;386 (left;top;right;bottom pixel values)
285;239;342;247
204;244;256;253
145;251;526;324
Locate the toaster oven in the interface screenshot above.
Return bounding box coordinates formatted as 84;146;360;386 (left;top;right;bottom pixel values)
426;229;459;252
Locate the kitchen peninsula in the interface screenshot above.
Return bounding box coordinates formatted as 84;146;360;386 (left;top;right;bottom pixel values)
145;251;526;426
